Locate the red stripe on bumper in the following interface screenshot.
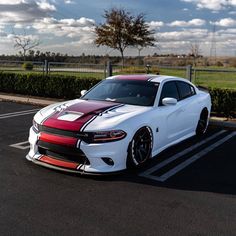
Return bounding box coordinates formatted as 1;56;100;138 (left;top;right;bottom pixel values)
39;132;78;147
40;155;79;169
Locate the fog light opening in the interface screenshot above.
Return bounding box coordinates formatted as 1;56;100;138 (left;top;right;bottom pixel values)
102;157;114;166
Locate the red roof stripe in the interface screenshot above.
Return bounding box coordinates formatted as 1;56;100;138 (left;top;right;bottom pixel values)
114;75;154;81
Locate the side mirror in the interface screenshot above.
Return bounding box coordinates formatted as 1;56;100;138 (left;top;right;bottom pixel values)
80;90;87;96
162;97;177;106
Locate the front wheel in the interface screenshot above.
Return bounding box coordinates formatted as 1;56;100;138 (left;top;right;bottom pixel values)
127;126;153;168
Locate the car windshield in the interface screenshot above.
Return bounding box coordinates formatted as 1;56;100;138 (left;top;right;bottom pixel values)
82;79;159;106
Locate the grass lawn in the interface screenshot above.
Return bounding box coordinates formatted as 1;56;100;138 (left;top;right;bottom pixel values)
159;68;236;90
192;70;236;89
49;71;105;80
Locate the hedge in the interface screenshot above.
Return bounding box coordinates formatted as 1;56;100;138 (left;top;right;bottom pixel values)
209;88;236;117
0;72;235;117
0;72;100;99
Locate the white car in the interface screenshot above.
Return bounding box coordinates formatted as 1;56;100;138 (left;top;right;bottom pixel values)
27;75;211;174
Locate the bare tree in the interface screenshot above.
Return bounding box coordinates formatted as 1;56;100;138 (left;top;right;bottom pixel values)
189;42;201;67
13;30;40;61
95;8;156;66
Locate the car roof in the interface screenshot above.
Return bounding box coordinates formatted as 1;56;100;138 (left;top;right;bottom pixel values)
107;74;190;84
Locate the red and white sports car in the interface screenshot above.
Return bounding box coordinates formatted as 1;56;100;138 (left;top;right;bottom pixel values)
27;75;211;174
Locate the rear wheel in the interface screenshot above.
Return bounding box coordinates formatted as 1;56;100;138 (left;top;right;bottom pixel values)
196;108;209;135
127;127;152;167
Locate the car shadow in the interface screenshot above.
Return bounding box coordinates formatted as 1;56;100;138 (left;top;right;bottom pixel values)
87;129;236;196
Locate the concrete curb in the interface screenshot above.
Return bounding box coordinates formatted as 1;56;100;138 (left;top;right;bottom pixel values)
0;93;63;106
209;119;236;131
1;93;236;130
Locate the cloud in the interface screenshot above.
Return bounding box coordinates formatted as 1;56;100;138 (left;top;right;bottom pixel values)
0;0;25;4
14;23;31;29
64;0;74;4
33;17;95;45
158;29;208;42
0;30;7;37
168;19;206;27
0;0;56;24
36;0;56;11
148;21;164;30
181;0;236;10
211;18;236;27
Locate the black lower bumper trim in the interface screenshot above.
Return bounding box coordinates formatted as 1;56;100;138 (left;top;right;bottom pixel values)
37;140;90;164
32;158;125;176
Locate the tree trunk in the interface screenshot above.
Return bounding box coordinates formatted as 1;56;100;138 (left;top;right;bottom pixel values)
120;49;124;67
138;48;142;65
23;50;26;61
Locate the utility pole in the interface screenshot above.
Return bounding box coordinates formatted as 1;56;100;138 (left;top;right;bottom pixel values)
210;24;217;64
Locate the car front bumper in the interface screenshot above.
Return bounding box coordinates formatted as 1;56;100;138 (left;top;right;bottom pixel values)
27;127;129;174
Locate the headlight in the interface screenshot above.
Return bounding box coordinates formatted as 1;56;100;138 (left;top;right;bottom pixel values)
32;119;39;133
80;130;126;143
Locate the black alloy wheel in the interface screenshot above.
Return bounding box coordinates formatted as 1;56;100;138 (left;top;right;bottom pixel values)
128;126;153;167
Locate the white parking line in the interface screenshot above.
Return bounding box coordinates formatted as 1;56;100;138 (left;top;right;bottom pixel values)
139;130;235;182
140;130;226;177
0;109;39;120
10;141;30;150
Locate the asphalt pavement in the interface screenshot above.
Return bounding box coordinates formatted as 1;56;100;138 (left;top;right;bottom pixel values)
0;101;236;236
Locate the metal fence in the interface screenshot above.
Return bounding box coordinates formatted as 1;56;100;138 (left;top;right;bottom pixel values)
0;60;235;89
0;60;191;79
48;62;106;79
0;60;44;73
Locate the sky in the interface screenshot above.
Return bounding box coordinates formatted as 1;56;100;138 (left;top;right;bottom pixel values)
0;0;236;56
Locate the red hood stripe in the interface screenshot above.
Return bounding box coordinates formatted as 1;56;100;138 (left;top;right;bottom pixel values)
43;100;120;131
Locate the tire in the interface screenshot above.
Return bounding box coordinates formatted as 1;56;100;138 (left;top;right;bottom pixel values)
127;126;153;168
196;108;209;136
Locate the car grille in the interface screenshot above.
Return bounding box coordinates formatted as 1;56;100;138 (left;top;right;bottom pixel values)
38;125;83;138
37;140;90;165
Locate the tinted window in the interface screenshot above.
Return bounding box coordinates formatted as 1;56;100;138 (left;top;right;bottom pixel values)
177;81;195;99
159;81;179;105
82;80;159;106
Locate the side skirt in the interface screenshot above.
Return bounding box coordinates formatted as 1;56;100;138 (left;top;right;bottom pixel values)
152;132;196;158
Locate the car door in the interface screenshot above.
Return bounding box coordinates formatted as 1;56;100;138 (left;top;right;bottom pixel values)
176;81;198;134
158;81;187;145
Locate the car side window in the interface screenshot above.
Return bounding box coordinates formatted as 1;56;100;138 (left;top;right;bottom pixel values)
159;81;179;106
177;81;196;100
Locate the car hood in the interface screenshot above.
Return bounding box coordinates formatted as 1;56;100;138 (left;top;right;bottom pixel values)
34;99;151;131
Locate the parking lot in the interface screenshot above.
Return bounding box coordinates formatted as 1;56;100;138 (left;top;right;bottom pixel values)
0;101;236;236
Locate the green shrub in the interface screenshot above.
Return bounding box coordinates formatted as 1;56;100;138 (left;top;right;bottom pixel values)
0;72;100;99
22;62;34;71
209;88;236;118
